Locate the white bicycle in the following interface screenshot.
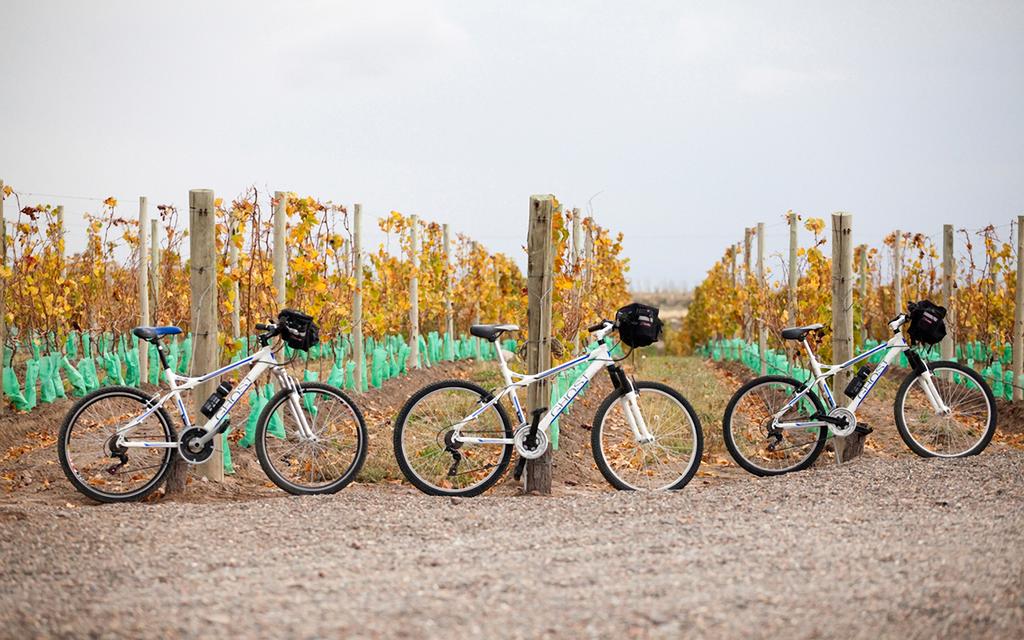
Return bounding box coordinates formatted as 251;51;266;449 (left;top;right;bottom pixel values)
722;301;997;476
393;306;704;496
58;310;368;502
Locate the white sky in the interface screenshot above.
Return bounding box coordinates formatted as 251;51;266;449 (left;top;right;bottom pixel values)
2;0;1022;289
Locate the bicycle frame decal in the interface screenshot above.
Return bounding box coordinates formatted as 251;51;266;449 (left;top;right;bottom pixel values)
116;344;289;449
773;329;910;431
453;324;618;445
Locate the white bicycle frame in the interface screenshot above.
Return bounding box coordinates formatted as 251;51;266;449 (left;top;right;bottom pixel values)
452;322;658;446
774;313;951;431
113;342;313;451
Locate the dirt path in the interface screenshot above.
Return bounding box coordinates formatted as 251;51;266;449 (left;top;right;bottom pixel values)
1;451;1021;639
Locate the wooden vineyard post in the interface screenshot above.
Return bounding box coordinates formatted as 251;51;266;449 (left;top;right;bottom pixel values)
743;227;753;342
228;218;240;341
572;209;583;354
831;212;862;462
1013;216;1024;401
190;189;223;482
0;179;6;407
787;211;798;323
584;219;594;291
55;205;65;271
273;191;287;311
151;219;161;316
756;222;766;374
352;204;365;392
893;229;903;314
408;215;421;369
443;224;454;342
941;224;955;371
858;245;868;349
138;197;150;386
525;195;554;494
472;242;482;360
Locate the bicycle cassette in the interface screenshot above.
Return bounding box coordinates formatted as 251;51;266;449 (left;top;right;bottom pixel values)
513;424;549;460
828;407;857;437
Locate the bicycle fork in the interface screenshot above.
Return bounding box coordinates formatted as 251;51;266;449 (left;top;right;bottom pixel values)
275;370;318;441
608;367;654;444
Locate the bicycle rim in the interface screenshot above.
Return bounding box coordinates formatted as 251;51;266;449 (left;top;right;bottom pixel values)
726;379;824;474
899;366;994;457
61;391;173;500
397;385;510;494
260;386;365;492
596;386;700;490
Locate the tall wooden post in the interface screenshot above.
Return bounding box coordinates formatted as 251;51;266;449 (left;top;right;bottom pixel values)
1013;217;1024;401
756;222;766;374
352;204;365;392
55;205;66;272
787;211;798;324
584;219;594;291
831;212;861;462
941;224;955;365
572;208;583;264
472;241;482;359
138;197;150;386
893;229;903;314
743;227;752;342
190;189;222;481
858;245;868;348
273;191;287;311
228;219;240;341
408;215;421;369
0;179;6;386
443;223;454;340
151;219;161;316
525;195;554;494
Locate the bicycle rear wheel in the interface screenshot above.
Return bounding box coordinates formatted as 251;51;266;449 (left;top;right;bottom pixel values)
255;382;368;495
722;376;828;476
592;381;703;491
58;386;176;503
894;361;996;458
393;379;513;497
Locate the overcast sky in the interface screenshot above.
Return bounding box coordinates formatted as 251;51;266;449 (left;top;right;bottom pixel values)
2;0;1021;289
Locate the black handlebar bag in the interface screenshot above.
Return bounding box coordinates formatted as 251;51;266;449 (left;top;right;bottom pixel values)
278;309;320;351
615;303;663;348
907;300;947;346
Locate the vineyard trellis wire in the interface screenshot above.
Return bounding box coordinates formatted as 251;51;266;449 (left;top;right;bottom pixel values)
673;210;1024;401
0;183;630;473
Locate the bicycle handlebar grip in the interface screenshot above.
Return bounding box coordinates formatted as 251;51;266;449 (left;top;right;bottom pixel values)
588;321;608;333
255;323;274;331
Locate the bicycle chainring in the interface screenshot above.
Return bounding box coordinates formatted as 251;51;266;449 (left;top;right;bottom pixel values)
178;427;215;464
513;424;549;460
828;407;857;437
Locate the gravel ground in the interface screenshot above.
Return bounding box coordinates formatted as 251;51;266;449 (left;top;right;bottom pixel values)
1;451;1022;639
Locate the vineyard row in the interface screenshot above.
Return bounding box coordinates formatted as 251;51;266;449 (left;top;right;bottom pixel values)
676;211;1024;400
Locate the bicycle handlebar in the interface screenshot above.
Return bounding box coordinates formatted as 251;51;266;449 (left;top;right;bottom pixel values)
255;322;276;332
588;320;613;333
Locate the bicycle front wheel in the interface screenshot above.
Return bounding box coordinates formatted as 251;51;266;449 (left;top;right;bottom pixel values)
894;360;996;458
393;380;513;497
592;381;703;491
255;382;368;495
58;386;176;503
722;376;828;476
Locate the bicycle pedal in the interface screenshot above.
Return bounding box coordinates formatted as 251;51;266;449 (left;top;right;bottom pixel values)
513;456;527;481
854;424;873;436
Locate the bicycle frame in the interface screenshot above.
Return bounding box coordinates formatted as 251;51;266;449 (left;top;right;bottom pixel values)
113;343;311;450
774;315;950;431
452;323;657;446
